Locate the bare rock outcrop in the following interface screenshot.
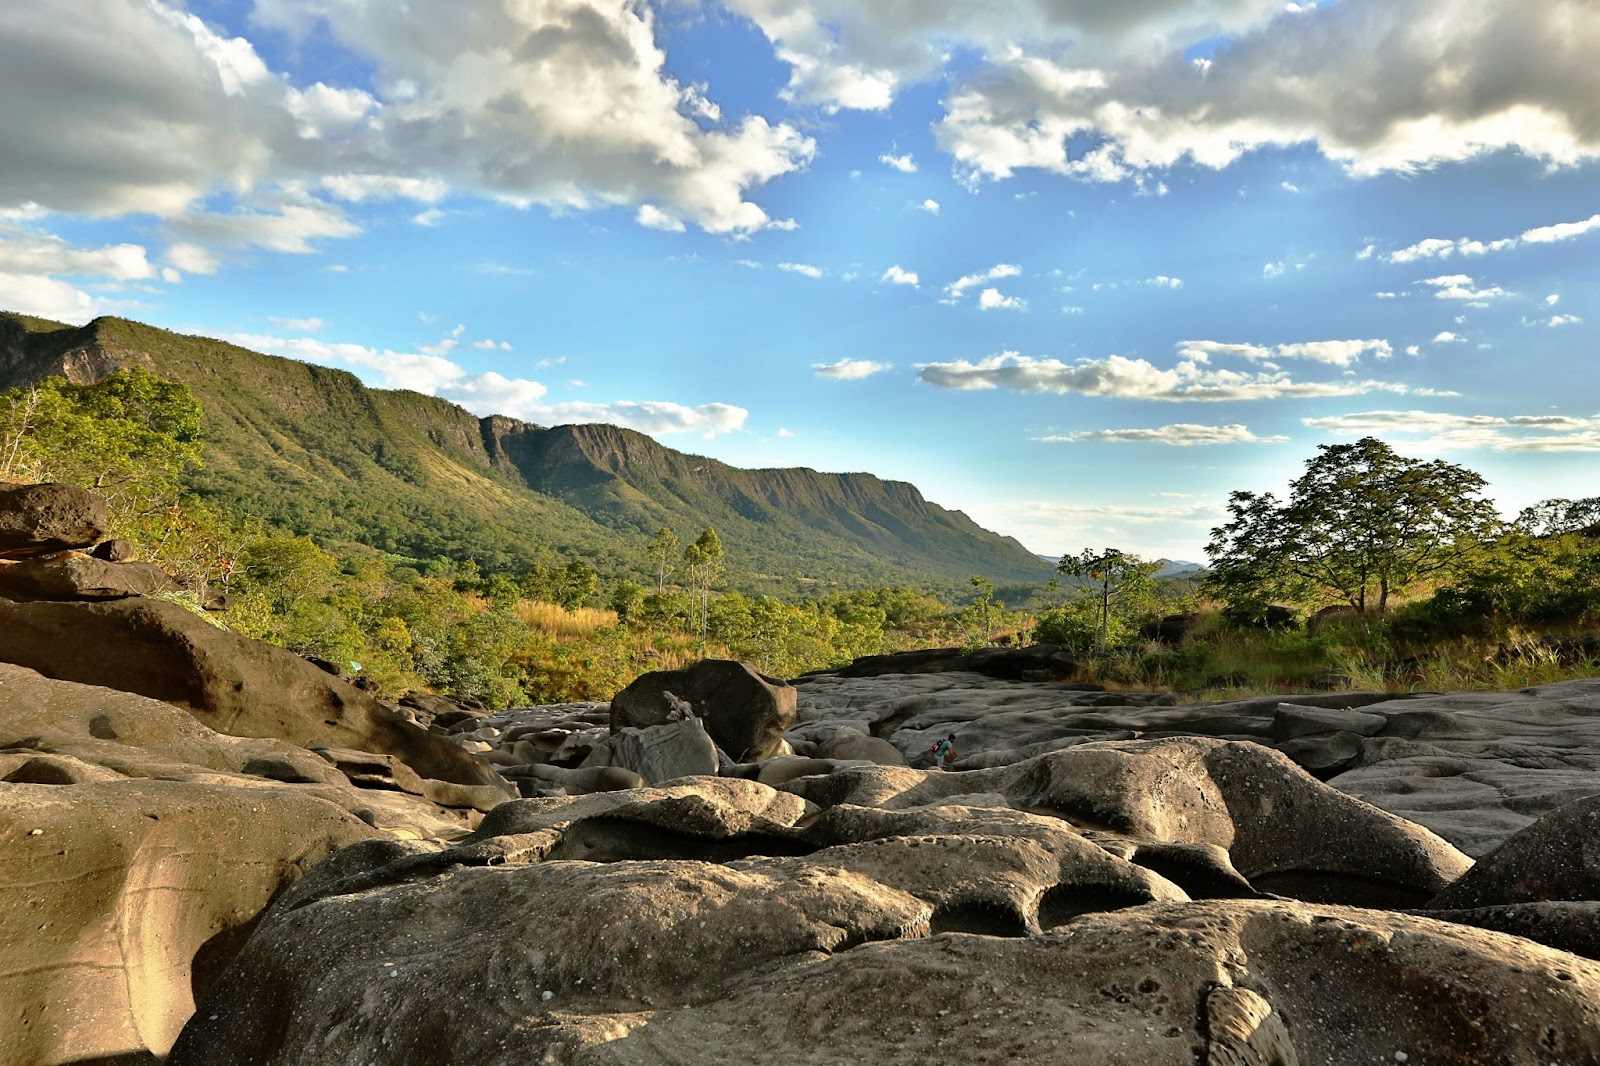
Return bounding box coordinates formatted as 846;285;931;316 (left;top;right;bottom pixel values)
0;481;106;558
0;595;509;790
163;762;1596;1065
1;780;376;1066
0;550;184;601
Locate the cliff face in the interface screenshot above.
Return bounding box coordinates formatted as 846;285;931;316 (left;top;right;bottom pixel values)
0;311;1052;588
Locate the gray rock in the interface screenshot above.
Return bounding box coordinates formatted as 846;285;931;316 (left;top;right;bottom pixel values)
582;719;720;784
1273;702;1388;739
1427;793;1600;909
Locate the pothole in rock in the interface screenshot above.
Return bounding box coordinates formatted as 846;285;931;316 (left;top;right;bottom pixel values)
929;899;1030;938
1130;848;1262;901
1036;884;1164;930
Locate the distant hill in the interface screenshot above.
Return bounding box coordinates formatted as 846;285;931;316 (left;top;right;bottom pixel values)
0;312;1055;593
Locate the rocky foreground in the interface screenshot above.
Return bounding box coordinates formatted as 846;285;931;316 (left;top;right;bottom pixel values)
6;483;1600;1064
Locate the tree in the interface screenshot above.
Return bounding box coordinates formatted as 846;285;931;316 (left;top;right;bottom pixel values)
608;579;646;624
1205;437;1502;624
960;575;1000;647
1056;548;1161;653
681;527;724;639
0;369;202;509
554;558;599;610
645;527;679;592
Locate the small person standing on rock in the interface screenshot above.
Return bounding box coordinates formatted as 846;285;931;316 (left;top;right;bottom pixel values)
930;734;958;770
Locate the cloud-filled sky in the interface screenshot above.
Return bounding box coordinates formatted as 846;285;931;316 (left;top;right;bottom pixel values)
2;0;1596;562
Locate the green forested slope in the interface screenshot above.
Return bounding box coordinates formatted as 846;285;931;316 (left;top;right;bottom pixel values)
0;312;1054;591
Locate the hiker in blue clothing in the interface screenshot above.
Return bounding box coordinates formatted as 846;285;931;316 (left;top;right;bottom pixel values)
930;734;957;770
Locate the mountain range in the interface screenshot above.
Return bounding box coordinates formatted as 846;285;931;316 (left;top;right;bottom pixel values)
1;312;1055;593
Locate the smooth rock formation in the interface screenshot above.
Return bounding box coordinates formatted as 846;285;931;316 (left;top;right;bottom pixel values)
795;670;1600;858
163;759;1595;1065
580;719;721;784
0;595;509;789
0;781;375;1065
611;658;796;761
1428;794;1600;910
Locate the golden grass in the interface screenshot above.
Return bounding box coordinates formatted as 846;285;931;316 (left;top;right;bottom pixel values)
515;599;619;637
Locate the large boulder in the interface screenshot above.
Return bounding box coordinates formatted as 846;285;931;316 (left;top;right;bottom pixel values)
0;551;183;601
782;736;1472;907
0;780;376;1066
611;658;795;761
0;596;509;790
0;482;106;558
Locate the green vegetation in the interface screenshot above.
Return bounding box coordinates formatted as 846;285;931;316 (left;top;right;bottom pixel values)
0;312;1054;596
1206;437;1500;623
1051;548;1163;653
4;311;1598;709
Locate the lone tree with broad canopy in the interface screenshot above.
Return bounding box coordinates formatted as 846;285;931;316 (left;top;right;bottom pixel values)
1205;436;1502;624
1056;547;1162;654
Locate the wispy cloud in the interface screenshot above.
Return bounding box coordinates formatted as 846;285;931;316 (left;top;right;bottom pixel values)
1038;423;1288;446
1178;338;1392;368
1369;212;1600;263
778;262;824;278
1304;410;1600;452
1419;274;1507;301
946;263;1021;298
814;358;892;380
917;351;1411;402
267;316;324;332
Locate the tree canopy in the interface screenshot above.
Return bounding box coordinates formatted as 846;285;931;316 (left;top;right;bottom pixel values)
0;368;202;506
1205;436;1501;621
1055;547;1161;653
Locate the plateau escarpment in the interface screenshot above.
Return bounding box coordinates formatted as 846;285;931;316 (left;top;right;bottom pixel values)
0;311;1053;591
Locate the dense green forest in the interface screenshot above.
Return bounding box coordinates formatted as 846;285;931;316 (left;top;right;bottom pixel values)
4;363;1598;709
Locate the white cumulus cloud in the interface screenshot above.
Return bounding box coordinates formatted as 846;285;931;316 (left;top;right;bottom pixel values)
881;265;919;286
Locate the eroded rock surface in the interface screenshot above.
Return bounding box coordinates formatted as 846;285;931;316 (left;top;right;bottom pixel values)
14;629;1600;1066
0;481;105;558
0;596;508;789
1;781;375;1065
166;759;1591;1066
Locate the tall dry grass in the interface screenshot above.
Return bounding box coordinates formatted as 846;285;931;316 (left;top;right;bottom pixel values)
515;600;619;637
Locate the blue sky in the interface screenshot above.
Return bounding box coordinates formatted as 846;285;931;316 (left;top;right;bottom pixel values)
2;1;1596;562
